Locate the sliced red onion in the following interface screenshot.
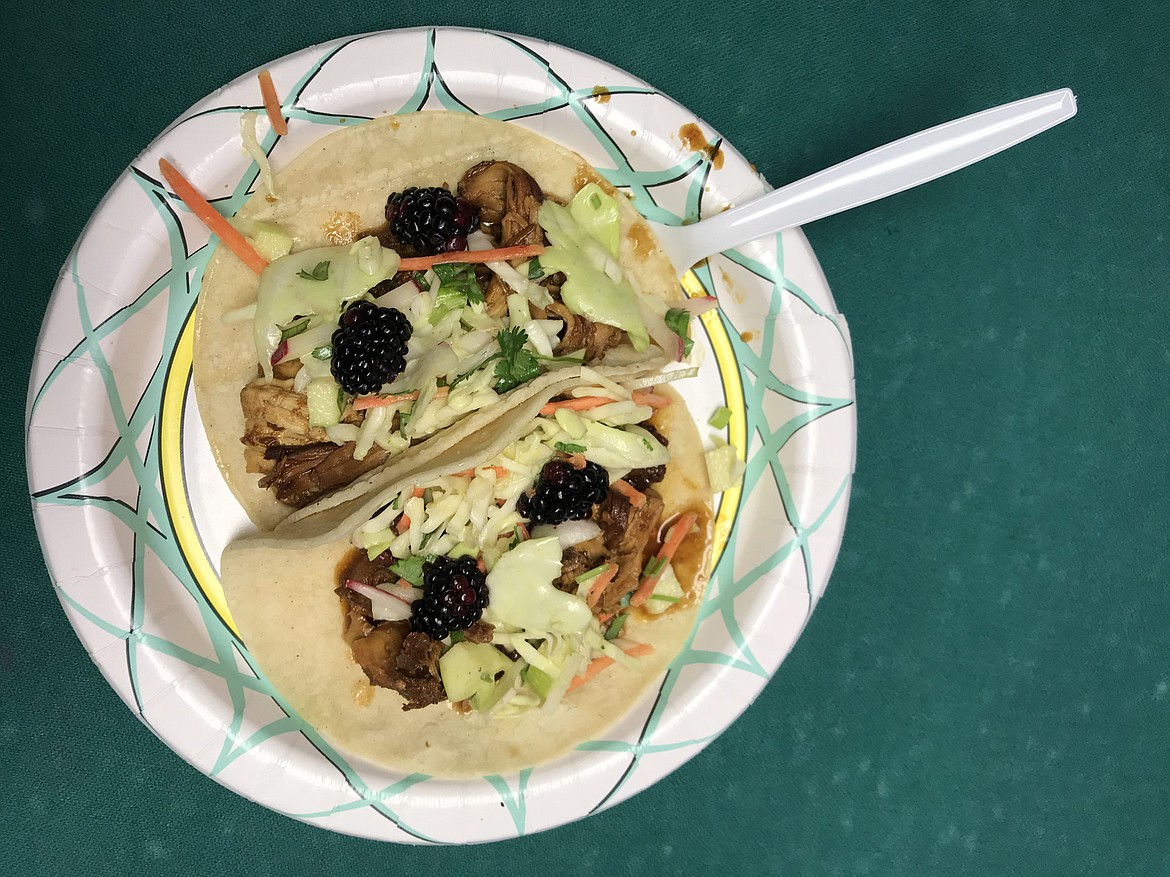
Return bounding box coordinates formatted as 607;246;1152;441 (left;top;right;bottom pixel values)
532;520;603;550
345;580;413;622
383;582;424;604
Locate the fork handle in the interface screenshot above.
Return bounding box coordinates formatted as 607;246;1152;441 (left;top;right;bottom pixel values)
657;88;1077;274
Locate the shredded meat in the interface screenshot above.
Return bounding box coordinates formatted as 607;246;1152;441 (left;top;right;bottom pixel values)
241;375;377;507
596;489;665;616
337;583;448;711
458;160;544;231
484;276;510;318
459;161;547;319
554;535;607;593
340;608;408;690
546;302;624;361
462;620;496;644
345;552;397;588
241;378;331;473
259;441;389;508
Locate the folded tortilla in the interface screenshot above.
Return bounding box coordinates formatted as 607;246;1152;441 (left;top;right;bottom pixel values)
220;386;711;777
194;112;680;531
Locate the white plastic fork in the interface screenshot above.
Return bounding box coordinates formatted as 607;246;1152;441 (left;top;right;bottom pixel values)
649;88;1078;276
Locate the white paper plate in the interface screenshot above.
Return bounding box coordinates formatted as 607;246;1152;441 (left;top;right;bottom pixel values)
25;26;855;843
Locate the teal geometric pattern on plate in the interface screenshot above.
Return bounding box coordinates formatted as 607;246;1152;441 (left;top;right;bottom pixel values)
24;27;855;843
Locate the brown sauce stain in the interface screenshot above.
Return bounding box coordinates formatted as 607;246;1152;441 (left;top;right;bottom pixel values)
591;85;612;104
572;164;619;198
626;221;657;258
322;210;362;245
720;266;745;305
630;129;637;137
740;330;754;342
678;123;724;169
630;503;712;623
390;116;400;129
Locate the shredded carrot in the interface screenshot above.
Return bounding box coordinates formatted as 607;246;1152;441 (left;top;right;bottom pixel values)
632;390;671;409
630;511;699;606
257;70;288;136
568;643;655;690
539;396;613;416
585;564;618;609
612;479;647;508
476;555;487;573
450;465;511;479
516;523;530;541
395;514;411;534
352;386;449;411
411;487;425;499
398;244;545;272
567;453;587;470
659;511;698;562
568;657;614;691
158;159;268;275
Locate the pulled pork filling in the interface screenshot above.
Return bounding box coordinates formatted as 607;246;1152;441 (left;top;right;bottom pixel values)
241;159;633;509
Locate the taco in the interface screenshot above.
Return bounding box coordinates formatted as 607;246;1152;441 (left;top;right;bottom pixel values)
194;112;690;531
219;381;712;776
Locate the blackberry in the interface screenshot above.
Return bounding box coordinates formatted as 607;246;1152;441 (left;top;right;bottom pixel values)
330;300;412;395
624;424;669;492
518;459;609;525
386;186;479;255
623;464;665;493
411;555;489;641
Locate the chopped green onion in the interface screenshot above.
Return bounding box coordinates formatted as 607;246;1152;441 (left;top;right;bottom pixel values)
432;263;466;282
296;260;330;281
604;613;628;640
418;530;434;551
449;630;465;644
336;387;347;415
311;345;332;361
413;270;431;291
527;257;544;280
642;556;666;580
648;594;681;604
709;406;732;429
555;441;587;454
575;563;611;585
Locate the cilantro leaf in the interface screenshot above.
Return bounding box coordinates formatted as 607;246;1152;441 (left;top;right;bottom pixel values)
527;257;544;280
297;261;330;281
555;442;587;454
389;554;435;587
493;327;540;393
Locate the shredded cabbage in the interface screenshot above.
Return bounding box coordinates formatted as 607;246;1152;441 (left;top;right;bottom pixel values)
239;112;277;199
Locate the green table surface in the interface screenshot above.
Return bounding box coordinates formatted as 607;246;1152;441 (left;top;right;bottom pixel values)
7;1;1168;873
